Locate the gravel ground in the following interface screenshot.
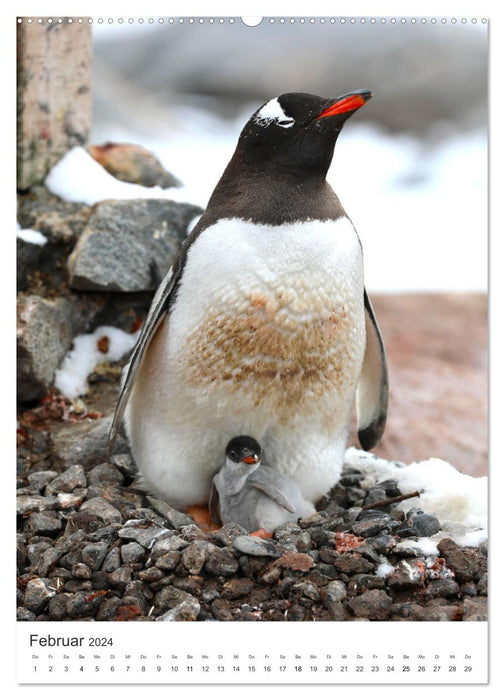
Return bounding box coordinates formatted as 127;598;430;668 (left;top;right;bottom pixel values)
16;400;487;623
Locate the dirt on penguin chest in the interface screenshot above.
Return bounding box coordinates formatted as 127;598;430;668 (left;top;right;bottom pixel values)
183;285;365;415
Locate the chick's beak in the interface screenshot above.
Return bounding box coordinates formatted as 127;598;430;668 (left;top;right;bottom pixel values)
243;455;259;465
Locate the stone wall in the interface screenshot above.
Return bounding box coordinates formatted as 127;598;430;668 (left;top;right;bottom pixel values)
17;19;92;190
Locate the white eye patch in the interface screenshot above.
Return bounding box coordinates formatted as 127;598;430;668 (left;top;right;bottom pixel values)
254;98;295;128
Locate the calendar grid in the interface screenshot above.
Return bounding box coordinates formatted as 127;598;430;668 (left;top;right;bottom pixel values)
17;621;488;684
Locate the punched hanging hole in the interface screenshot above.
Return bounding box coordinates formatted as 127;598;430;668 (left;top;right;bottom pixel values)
241;17;263;27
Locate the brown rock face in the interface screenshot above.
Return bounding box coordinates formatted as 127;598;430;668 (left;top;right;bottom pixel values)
349;293;487;477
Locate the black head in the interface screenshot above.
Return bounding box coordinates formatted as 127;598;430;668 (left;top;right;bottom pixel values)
225;435;262;466
235;90;372;180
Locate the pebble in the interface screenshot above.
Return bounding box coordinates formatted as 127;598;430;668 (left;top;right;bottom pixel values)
108;565;133;592
156;597;201;621
424;578;459;600
396;512;441;537
27;511;62;536
118;520;172;549
101;547;121;573
80;497;122;524
88;463;125;487
24;577;56;613
205;547;240;577
212;522;248;547
46;464;87;495
27;470;59;491
233;536;280;558
222;578;255;599
17;494;59;515
121;542;146;564
351;518;390;538
437;538;484;582
181;541;213;575
324;580;347;603
346;589;393;621
66;590;105;618
81;542;110;571
71;563;92;579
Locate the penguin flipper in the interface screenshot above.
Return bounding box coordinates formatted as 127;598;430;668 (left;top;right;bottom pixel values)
108;265;176;449
208;480;221;525
250;482;296;514
356;289;389;450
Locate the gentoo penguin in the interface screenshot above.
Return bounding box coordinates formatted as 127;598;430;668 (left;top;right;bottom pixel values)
109;90;388;512
209;436;315;533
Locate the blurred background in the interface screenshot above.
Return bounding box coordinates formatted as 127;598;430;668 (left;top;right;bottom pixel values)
91;17;488;293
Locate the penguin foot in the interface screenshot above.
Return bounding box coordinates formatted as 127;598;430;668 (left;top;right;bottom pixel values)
250;528;273;538
185;505;220;532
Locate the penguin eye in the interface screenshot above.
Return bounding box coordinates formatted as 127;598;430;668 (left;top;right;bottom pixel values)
277;118;295;128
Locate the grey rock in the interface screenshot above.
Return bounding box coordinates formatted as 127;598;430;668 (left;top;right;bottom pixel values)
181;540;214;575
27;511;62;536
387;559;425;588
71;563;92;579
107;565;133;592
17;607;37;621
82;542;110;571
101;547;121;573
293;580;320;602
48;593;72;621
221;578;255;599
121;542;146;564
461;597;487;621
324;580;347;603
205;547;240;576
27;470;59;491
156;597;200;621
17;188;92;245
79;497;122;524
37;547;64;577
68;199;203;292
233;535;280;558
145;496;194;528
66;590;104;618
17;236;44;291
26;541;52;567
346;589;393;621
88;463;125;487
363;487;388;507
17;494;59;516
154;585;193;613
118;520;172;549
424;578;459;600
351;518;391;538
212;522;248;547
111;453;138;479
155;551;182;571
24;577;56;613
46;464;87;495
87;142;182;189
17;295;80;402
150;535;187;560
397;512;441;537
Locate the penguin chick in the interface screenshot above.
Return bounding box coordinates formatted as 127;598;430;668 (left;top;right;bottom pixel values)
209;436;315;533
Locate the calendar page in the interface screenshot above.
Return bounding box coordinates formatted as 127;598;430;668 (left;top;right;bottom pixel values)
14;5;489;689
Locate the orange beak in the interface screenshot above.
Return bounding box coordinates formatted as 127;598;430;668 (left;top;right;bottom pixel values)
317;90;372;119
243;455;259;465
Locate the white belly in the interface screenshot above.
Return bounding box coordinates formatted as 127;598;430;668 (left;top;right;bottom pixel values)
126;217;365;508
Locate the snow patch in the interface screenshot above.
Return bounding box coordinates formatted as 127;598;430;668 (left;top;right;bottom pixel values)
344;447;487;549
44;146;204;208
17;227;47;246
55;325;140;400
